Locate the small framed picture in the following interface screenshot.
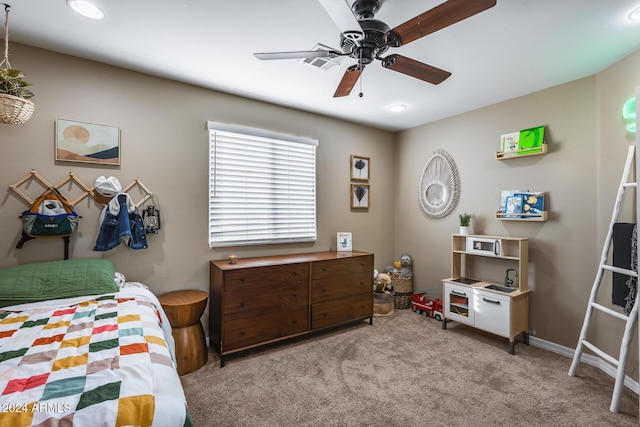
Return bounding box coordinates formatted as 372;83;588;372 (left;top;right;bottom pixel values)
55;118;121;165
337;232;352;252
351;184;369;209
350;155;370;181
505;195;524;218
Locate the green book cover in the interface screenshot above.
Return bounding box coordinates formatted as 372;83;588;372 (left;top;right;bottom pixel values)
517;126;545;155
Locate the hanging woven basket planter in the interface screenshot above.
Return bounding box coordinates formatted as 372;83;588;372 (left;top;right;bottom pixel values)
0;92;34;124
0;3;35;125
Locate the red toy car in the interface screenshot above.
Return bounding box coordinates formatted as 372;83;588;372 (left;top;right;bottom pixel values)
411;293;443;321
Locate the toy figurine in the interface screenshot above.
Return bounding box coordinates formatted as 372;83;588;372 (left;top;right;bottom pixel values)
400;253;413;278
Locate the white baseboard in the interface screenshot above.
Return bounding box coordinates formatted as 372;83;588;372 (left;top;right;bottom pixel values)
529;336;640;394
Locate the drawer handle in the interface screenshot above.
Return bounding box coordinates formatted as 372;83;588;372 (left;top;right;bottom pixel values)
482;297;500;304
451;290;467;297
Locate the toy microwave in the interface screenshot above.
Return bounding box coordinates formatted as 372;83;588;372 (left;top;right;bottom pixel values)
466;237;502;257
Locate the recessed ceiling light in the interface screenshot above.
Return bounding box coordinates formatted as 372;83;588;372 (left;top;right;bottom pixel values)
389;104;407;112
629;6;640;21
67;0;105;20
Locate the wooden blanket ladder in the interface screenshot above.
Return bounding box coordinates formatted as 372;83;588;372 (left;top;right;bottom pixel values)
568;145;640;413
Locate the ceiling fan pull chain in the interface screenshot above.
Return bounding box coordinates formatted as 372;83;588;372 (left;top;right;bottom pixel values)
358;49;364;97
1;3;11;69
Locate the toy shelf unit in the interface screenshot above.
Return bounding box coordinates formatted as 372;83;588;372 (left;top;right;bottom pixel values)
443;234;530;354
495;142;548;160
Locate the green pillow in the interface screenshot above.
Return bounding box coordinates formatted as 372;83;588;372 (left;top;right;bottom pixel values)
0;259;119;308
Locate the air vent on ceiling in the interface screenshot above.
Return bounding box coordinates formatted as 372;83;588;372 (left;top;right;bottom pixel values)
298;44;343;71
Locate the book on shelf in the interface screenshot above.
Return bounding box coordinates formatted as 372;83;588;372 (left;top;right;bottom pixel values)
517;126;545;155
500;190;526;212
500;132;520;155
499;190;545;218
498;126;545;156
505;195;524;218
515;191;545;217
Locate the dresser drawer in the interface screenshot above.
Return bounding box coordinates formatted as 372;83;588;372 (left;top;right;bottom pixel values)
311;252;373;304
311;293;372;330
224;263;308;291
224;280;308;320
311;272;372;303
311;256;372;280
223;263;309;320
223;307;309;351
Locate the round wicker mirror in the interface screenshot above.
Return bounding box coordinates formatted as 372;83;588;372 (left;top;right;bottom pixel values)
418;149;460;219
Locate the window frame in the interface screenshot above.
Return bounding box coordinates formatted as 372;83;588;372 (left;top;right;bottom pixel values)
207;121;318;248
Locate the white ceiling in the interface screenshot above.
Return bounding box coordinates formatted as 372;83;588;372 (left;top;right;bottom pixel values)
5;0;640;131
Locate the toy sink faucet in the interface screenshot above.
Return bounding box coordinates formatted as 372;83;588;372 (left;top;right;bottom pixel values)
505;268;518;287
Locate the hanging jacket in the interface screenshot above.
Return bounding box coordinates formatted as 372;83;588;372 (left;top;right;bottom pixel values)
93;194;148;251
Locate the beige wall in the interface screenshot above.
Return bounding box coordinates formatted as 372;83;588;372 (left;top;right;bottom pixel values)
395;48;640;378
2;41;640;379
0;43;397;334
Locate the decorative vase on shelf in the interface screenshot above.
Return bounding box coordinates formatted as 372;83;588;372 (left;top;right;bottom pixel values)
459;226;470;235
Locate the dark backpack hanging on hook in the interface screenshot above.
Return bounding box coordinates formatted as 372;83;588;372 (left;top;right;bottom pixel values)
16;187;79;259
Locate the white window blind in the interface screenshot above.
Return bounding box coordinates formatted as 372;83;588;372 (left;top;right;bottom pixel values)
208;122;318;247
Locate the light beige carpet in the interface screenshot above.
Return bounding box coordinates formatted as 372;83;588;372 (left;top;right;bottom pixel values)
181;310;638;426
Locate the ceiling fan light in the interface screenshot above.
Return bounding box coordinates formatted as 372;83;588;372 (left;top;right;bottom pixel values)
67;0;105;20
389;104;407;112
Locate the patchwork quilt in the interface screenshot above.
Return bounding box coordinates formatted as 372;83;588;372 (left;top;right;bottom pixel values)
0;287;193;427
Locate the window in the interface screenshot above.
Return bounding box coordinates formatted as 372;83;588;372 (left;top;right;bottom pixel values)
208;121;318;247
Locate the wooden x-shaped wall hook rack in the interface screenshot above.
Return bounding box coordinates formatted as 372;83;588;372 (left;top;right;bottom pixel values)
9;170;154;209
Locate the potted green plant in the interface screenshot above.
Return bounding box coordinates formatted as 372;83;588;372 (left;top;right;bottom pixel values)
0;5;36;124
459;213;472;235
0;68;34;99
0;68;36;125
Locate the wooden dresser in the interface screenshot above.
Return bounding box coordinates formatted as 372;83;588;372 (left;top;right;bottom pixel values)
209;251;373;366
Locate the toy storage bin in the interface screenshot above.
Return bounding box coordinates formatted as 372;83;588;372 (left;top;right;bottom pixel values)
394;293;412;309
373;292;394;316
391;273;412;309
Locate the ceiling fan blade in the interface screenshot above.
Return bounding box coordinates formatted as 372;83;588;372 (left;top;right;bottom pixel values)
254;50;341;60
388;0;496;46
333;67;363;97
317;0;364;41
382;54;451;85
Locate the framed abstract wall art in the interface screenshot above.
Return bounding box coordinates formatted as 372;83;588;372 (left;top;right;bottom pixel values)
350;155;369;181
351;183;369;209
55;119;121;165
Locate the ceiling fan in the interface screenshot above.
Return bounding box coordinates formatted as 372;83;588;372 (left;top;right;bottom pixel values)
254;0;497;97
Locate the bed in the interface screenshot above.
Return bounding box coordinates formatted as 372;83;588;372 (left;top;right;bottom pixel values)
0;258;193;427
